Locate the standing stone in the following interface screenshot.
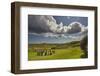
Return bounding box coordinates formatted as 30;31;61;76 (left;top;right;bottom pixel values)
80;35;88;58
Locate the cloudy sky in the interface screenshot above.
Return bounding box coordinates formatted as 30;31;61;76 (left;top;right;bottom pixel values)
28;15;88;44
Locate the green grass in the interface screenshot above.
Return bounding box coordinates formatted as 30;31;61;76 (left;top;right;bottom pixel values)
28;41;85;61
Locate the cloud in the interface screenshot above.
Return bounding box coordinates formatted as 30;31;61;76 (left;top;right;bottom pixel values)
67;22;83;34
28;15;87;39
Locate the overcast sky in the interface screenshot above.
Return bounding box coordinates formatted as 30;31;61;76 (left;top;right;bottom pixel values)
28;15;88;44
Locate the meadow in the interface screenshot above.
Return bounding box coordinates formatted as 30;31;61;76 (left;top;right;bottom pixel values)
28;41;84;61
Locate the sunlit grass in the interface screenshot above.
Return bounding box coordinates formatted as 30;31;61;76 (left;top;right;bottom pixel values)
28;41;84;61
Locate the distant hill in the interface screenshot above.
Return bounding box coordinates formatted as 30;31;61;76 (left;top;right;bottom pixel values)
29;41;80;50
29;41;80;45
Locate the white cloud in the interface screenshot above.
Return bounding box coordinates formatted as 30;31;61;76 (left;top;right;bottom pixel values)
29;15;87;39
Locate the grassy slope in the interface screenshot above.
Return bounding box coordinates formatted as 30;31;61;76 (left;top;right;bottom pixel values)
28;41;84;61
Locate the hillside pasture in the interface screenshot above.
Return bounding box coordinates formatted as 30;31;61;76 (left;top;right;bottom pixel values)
28;41;85;61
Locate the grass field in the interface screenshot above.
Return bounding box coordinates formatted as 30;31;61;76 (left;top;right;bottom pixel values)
28;41;85;61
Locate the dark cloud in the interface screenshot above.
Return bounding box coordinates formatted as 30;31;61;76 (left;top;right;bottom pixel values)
28;15;52;33
67;22;82;34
